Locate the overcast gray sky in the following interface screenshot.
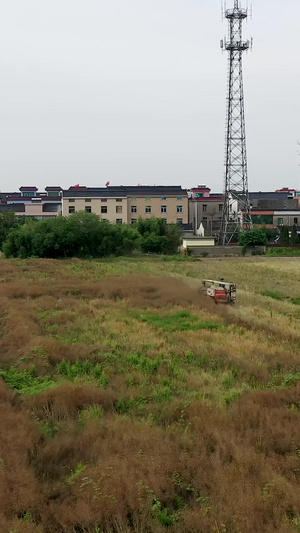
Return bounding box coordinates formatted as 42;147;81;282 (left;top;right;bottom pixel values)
0;0;299;192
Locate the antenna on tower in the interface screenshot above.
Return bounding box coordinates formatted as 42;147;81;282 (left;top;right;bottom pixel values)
218;0;253;245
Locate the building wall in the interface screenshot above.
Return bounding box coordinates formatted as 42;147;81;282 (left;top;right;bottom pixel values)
189;200;223;233
23;204;48;217
62;197;128;223
127;196;188;224
189;245;266;257
274;212;300;227
182;238;215;247
63;194;188;224
12;204;60;218
250;198;298;210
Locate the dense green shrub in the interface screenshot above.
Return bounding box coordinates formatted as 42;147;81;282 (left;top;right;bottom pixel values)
239;229;268;247
136;218;182;254
0;212;27;250
4;212;140;259
290;224;299;245
3;212;183;258
260;226;277;242
280;225;290;245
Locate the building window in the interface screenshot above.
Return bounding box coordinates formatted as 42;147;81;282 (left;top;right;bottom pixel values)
203;204;207;212
145;206;152;213
101;199;107;202
162;218;167;224
116;198;123;202
101;206;107;214
161;205;167;213
69;199;75;203
23;191;34;197
69;206;75;214
252;214;273;225
203;217;208;225
85;199;91;203
177;196;183;200
219;204;223;212
116;219;123;224
146;197;152;201
85;206;92;213
132;197;137;201
195;193;203;198
177;218;183;224
177;205;183;213
131;206;137;213
294;218;298;225
278;218;283;225
161;197;167;201
131;218;137;224
116;206;122;214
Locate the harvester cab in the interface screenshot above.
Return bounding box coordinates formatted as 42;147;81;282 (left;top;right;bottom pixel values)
202;279;236;304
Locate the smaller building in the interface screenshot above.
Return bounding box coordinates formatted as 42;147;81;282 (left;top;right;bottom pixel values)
0;186;62;218
249;190;300;210
182;236;215;250
245;208;300;237
189;186;224;234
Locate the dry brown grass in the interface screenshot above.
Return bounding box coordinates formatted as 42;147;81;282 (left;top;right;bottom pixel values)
0;257;300;532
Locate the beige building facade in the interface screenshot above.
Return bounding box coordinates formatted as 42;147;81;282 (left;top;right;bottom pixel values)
63;186;188;225
64;196;128;223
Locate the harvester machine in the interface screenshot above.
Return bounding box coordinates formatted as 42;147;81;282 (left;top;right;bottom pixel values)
202;279;236;304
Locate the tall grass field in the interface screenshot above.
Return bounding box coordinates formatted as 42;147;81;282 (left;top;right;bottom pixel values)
1;256;300;533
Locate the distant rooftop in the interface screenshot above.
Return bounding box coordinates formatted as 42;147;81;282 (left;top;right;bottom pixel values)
250;192;296;200
64;185;187;198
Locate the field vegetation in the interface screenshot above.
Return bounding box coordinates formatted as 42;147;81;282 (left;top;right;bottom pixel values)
1;256;300;532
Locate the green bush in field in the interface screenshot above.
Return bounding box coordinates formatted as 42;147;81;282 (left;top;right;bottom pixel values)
3;212;183;258
260;226;277;242
280;225;290;245
136;218;183;254
0;212;27;251
239;229;268;247
291;224;300;245
3;212;140;259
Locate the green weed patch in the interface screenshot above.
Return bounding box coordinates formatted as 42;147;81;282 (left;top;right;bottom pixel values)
127;353;162;374
262;291;300;306
57;360;108;387
0;367;57;395
133;311;223;332
283;373;300;386
262;290;285;300
266;247;300;257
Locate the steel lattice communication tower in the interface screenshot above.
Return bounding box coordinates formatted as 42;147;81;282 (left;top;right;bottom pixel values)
219;0;252;245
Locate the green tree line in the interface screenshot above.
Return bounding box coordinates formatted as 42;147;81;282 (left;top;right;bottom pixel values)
1;212;183;258
240;225;300;247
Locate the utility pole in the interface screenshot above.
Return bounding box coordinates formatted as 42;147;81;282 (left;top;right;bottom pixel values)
219;0;252;244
